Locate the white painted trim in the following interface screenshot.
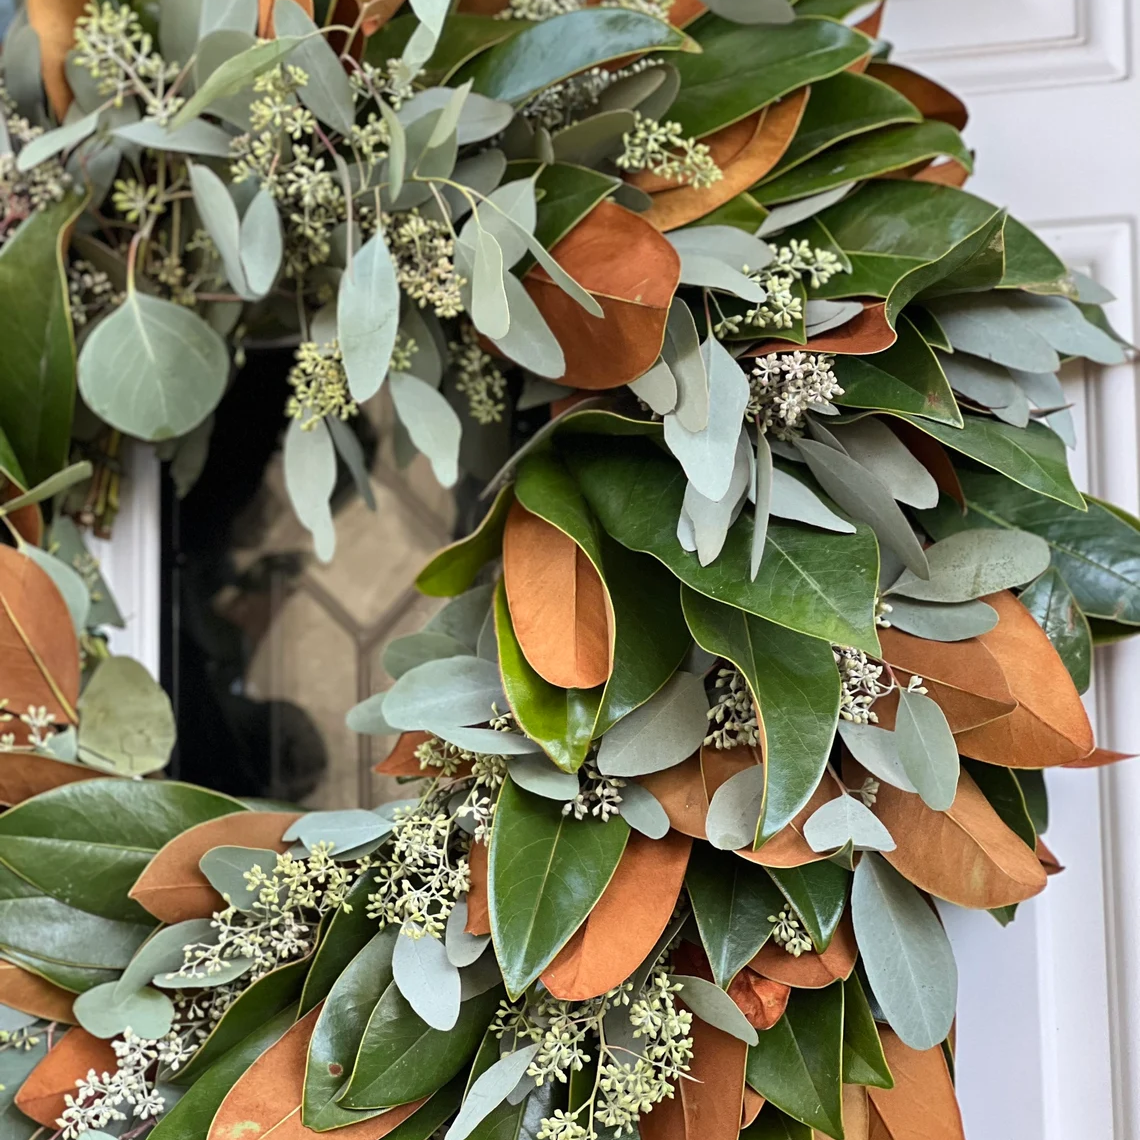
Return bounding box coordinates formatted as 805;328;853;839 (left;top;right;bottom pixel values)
88;442;162;680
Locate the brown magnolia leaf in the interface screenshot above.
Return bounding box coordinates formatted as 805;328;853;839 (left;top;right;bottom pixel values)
639;90;809;232
1037;837;1063;876
465;840;491;935
26;0;87;118
853;0;885;38
0;545;80;741
638;754;707;840
0;468;43;547
867;1029;965;1140
847;758;1047;909
728;969;789;1029
742;1087;765;1129
1063;747;1134;769
543;830;691;1000
867;62;968;131
128;811;299;923
639;1075;685;1140
550;392;591;417
889;421;965;509
16;1028;117;1127
737;769;844;869
668;0;706;26
524;200;680;390
873;626;1016;733
209;1005;425;1140
699;742;759;804
502;501;612;689
749;302;897;358
955;591;1095;767
669;1015;748;1140
259;0;314;35
0;961;75;1023
374;731;433;776
749;915;856;988
913;159;971;188
0;753;103;806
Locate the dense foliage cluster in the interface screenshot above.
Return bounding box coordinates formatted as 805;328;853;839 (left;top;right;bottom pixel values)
0;0;1138;1139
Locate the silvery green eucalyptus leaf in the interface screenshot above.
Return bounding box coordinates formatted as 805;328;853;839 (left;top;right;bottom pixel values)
16;109;100;172
805;298;863;337
283;417;336;562
705;763;764;851
389;371;462;487
380;101;406;198
852;854;957;1051
274;0;355;133
804;794;895;854
188;162;250;297
446;1044;542;1140
926;294;1061;373
505;756;579;800
887;527;1051;603
445;901;490;968
199;0;256;35
667;225;772;272
628;358;677;415
384;631;470;679
283;809;394;851
1004;293;1127;365
836;722;916;793
77;657;175;775
392;928;462;1031
894;688;958;811
489;272;565;378
20;545;89;633
160;0;204;61
382;656;507;730
471;226;511;339
74;981;174;1040
616;783;670;839
884;597;998;642
238;188;283;297
662;298;707;431
668;975;758;1045
683;430;751;566
327;416;377;510
830;418;939;509
757;183;854;237
428;726;539;755
118;920;216;994
751;430;772;579
199;846;280;910
111;117;234;157
338;230;400;401
424;585;495;650
78;291;230;439
769;468;855;533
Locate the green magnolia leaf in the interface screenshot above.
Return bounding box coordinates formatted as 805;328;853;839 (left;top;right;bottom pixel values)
766;70;921;179
529;162;620;253
304;929;397;1129
338;984;500;1108
78;290;229;442
888;528;1050;604
686;846;783;988
300;873;379;1015
338;230;400;402
417;485;514;597
0;1025;47;1123
669;16;869;138
566;436;881;655
489;778;628;999
832;314;961;426
893;689;958;812
803;794;894;854
882;597;998;642
1017;568;1092;692
758;121;972;205
460;9;692;104
448;1043;541;1140
172;34;306;127
283;417;336;563
766;861;850;951
0;193;82;485
925;469;1140;624
494;580;601;773
0;780;244;923
741;1105;811;1139
841;973;893;1088
671;974;758;1044
149;1006;297;1140
76;657;176;776
745;983;844;1137
895;413;1084;510
74;979;174;1040
851;854;956;1051
682;590;840;844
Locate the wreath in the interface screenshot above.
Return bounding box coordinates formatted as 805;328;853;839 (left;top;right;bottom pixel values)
0;1;1136;1139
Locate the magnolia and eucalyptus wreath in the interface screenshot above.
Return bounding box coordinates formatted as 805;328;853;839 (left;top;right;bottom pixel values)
0;0;1137;1139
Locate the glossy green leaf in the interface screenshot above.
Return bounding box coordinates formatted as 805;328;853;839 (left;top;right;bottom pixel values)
686;846;783;987
461;9;691;104
304;929;397;1129
894;413;1084;509
494;580;601;773
528;162;619;253
681;590;840;844
832;314;961;425
149;1006;297;1140
0;779;244;923
851;854;956;1051
489;778;628;999
669;16;870;138
448;1043;541;1140
758;121;972;205
76;657;176;776
766;861;850;951
369;15;526;85
78;290;229;443
338;984;500;1108
1016;770;1049;836
841;973;893;1088
765;71;921;179
300;873;379;1015
741;1105;811;1140
417;485;514;597
0;194;82;485
1017;568;1092;692
567;436;881;655
745;983;844;1137
515;450;691;736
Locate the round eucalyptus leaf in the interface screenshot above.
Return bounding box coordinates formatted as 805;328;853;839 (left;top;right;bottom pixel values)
77;657;176;776
74;980;175;1040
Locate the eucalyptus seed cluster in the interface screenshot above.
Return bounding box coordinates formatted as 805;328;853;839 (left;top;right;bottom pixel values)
0;703;57;751
492;967;694;1140
0;86;71;244
769;908;813;957
384;209;466;318
0;1024;42;1051
67;259;117;327
745;351;843;438
616;113;723;190
833;646;891;724
451;321;509;424
704;665;760;750
520;59;660;130
563;756;625;822
286;341;358;429
56;1029;185;1139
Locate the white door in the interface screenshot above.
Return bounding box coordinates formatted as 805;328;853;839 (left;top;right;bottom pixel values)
888;3;1140;1137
